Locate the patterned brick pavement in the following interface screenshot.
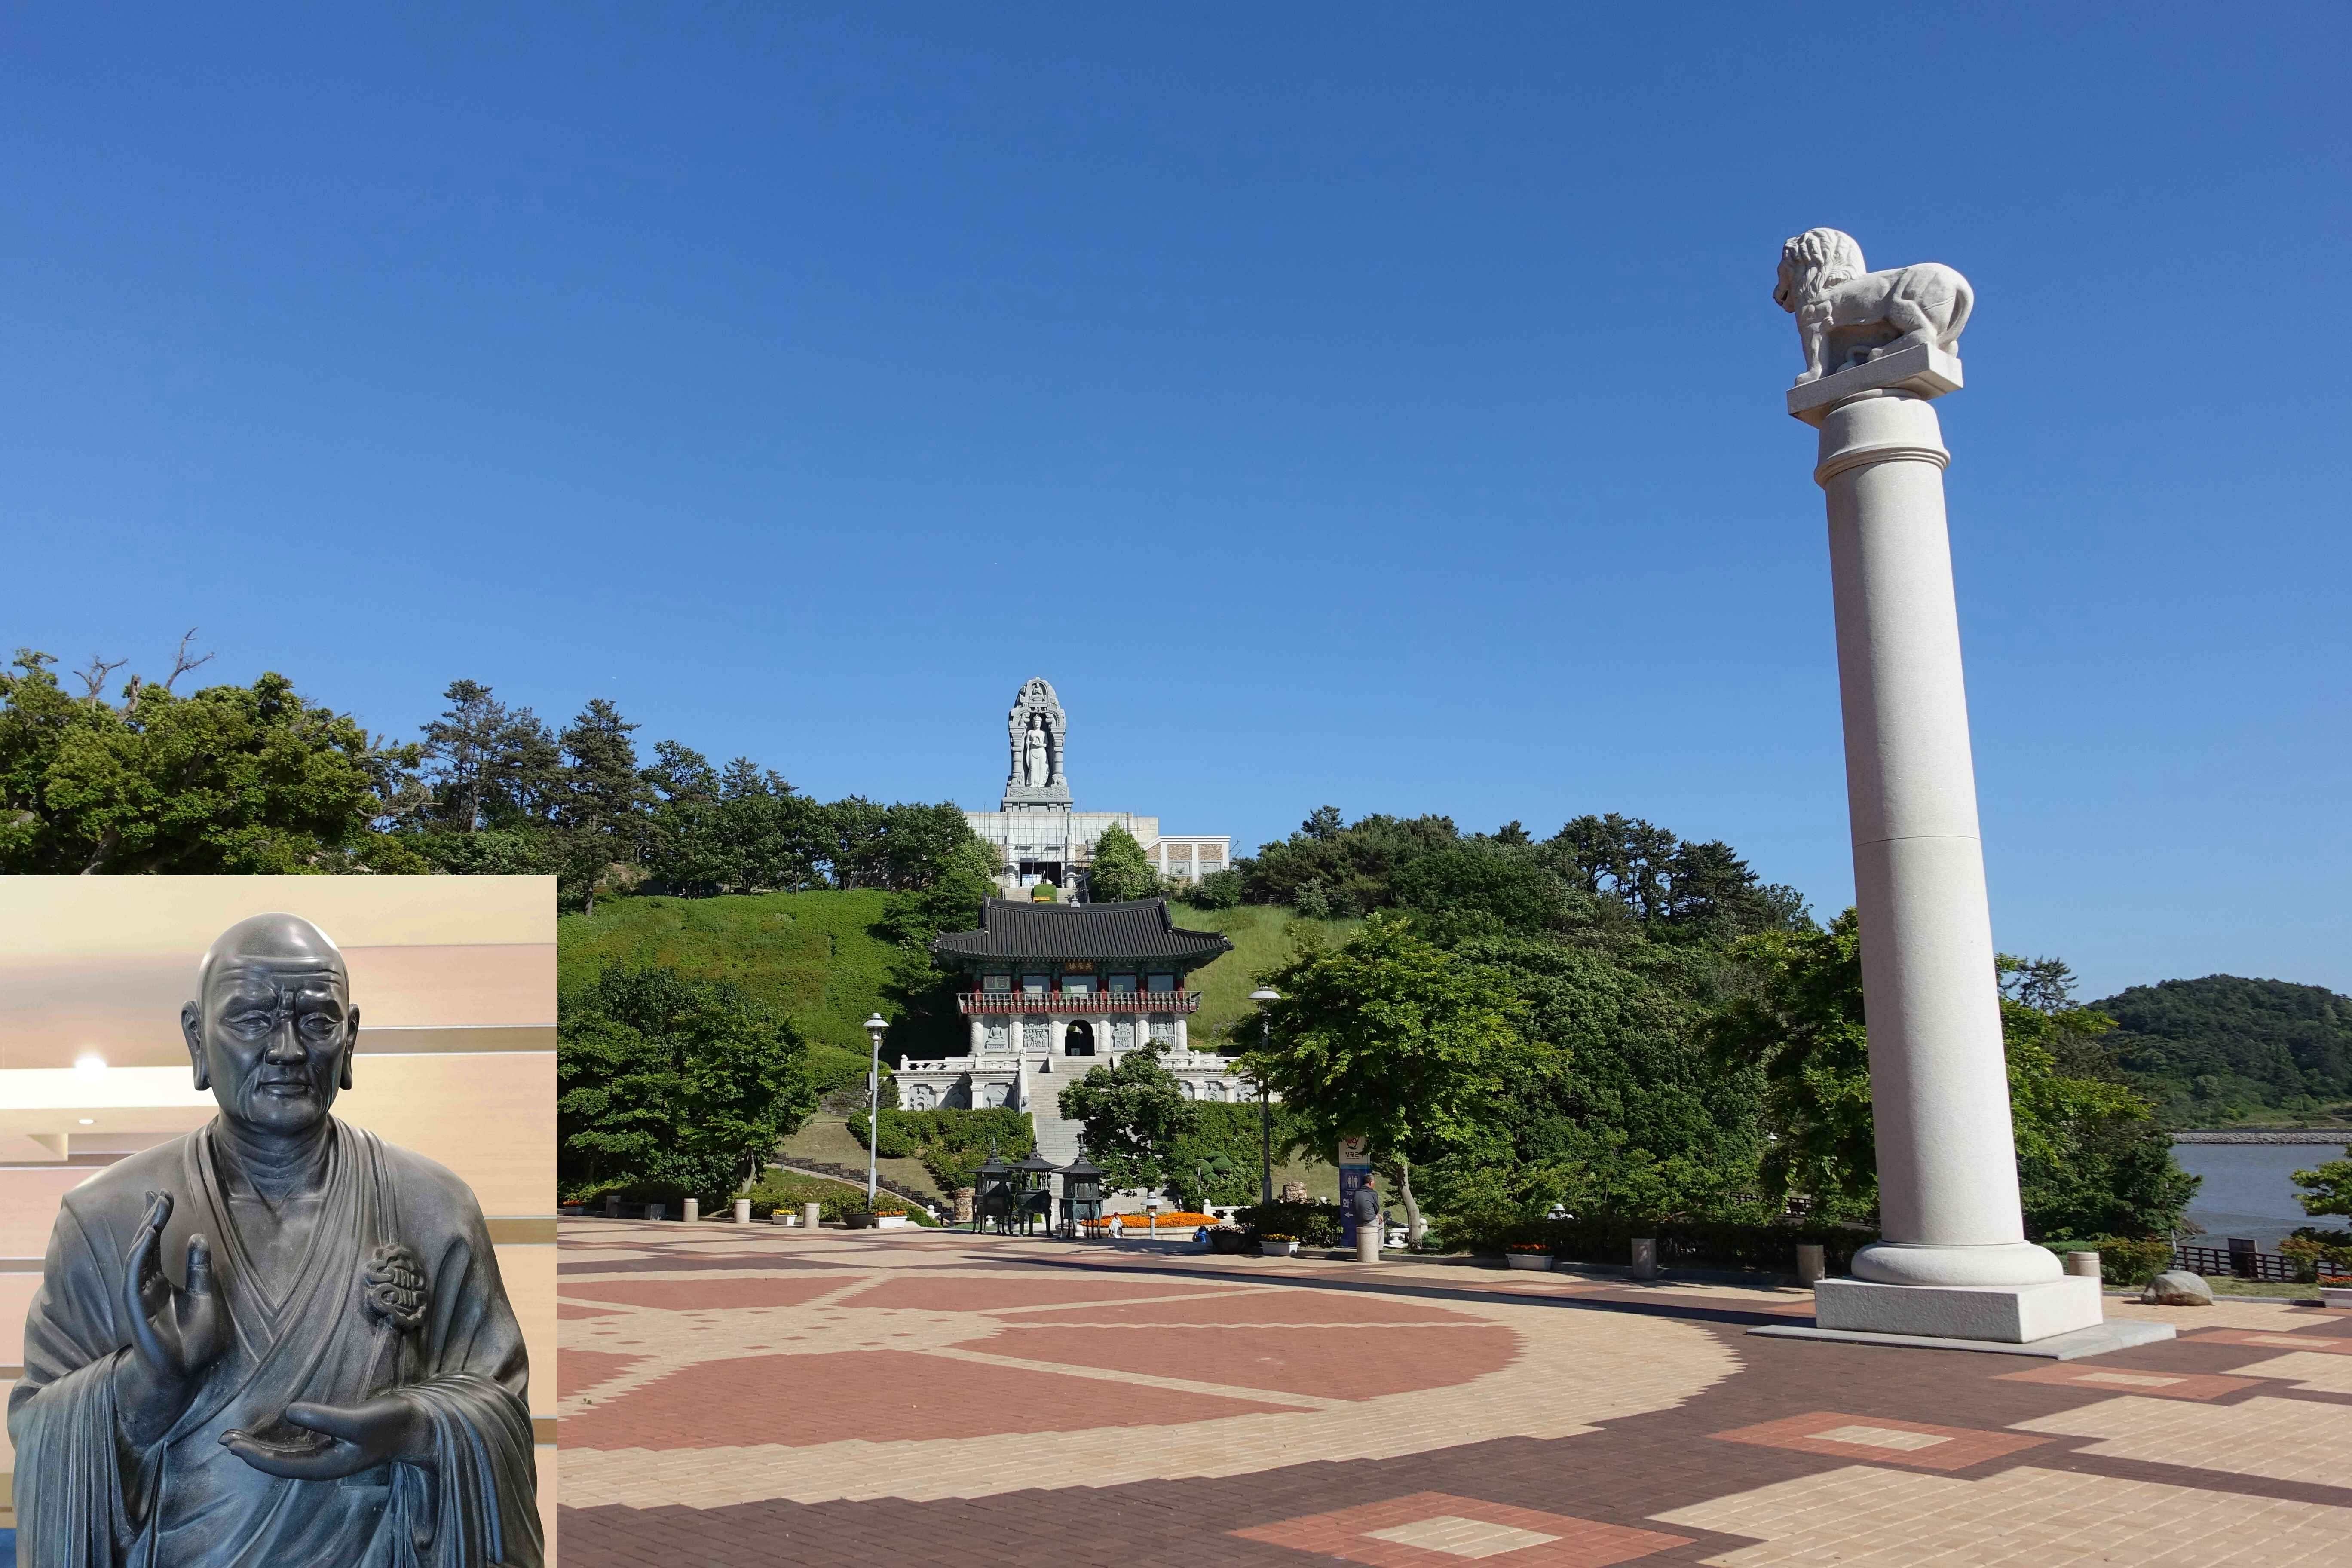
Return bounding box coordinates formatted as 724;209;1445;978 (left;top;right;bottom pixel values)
558;1220;2352;1566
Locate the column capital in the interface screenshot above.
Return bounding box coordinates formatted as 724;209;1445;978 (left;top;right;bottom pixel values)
1788;343;1963;426
1812;389;1952;489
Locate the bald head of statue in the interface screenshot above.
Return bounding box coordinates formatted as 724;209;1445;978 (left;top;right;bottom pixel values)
180;913;361;1138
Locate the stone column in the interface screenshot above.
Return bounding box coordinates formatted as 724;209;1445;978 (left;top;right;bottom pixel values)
1777;231;2101;1344
1173;1014;1189;1053
968;1011;987;1054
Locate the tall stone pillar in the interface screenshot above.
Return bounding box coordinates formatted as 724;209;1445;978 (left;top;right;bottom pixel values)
1776;229;2104;1345
968;1012;987;1054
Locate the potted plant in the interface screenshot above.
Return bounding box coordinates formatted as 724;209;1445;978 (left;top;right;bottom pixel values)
1506;1243;1554;1271
1262;1232;1300;1257
873;1203;912;1230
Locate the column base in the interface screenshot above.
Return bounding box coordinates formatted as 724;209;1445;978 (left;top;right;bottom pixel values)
1814;1275;2102;1343
1752;1315;2176;1360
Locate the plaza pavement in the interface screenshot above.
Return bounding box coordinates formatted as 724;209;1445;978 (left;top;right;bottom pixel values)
557;1218;2352;1566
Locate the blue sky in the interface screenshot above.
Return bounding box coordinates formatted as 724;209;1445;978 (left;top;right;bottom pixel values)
2;6;2344;998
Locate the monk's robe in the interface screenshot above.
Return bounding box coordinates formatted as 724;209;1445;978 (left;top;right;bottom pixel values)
8;1119;542;1568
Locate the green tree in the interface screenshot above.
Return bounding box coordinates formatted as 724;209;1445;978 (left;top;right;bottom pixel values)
0;647;422;874
1242;913;1546;1243
1087;821;1159;902
1704;911;1878;1220
1709;913;2197;1237
2292;1145;2352;1219
556;698;646;913
557;965;816;1204
1057;1045;1195;1195
1456;934;1767;1226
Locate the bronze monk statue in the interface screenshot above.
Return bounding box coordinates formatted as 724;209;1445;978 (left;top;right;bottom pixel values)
8;913;541;1567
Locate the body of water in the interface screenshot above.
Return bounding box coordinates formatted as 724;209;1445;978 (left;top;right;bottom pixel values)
2173;1139;2350;1250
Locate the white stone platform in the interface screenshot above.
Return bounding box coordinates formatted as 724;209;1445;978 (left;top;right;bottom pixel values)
1815;1275;2105;1342
1751;1317;2177;1360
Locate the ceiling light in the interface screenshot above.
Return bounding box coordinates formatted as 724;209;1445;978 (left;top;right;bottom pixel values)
78;1118;95;1125
73;1050;107;1072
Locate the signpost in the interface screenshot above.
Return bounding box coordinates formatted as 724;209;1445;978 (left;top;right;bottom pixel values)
1337;1135;1373;1249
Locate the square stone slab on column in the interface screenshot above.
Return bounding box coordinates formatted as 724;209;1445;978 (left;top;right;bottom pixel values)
1785;343;1964;423
1752;1275;2178;1357
1813;1275;2103;1341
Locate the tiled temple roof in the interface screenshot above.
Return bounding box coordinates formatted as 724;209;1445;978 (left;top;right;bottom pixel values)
931;898;1233;965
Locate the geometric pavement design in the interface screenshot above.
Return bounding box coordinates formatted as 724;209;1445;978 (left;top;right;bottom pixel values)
556;1219;2352;1567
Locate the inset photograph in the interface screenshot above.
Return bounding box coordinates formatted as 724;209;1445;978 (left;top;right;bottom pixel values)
1;876;555;1565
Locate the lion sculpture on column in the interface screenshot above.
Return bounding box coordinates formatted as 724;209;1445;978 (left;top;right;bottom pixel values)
1774;228;1972;386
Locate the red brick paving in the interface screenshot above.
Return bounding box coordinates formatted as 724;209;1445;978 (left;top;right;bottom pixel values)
1706;1409;2053;1471
1018;1287;1482;1325
561;1350;643;1397
2189;1327;2352;1354
561;1275;848;1310
1995;1362;2263;1400
557;1224;2352;1567
978;1321;1518;1400
1234;1491;1695;1568
559;1302;626;1320
561;1347;1297;1449
845;1274;1234;1312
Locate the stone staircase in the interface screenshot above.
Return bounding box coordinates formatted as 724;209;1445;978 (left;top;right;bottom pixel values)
1028;1073;1086;1168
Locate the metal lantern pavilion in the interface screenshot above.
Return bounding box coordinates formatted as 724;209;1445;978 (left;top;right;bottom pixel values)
1058;1154;1105;1240
1014;1151;1058;1236
973;1152;1014;1234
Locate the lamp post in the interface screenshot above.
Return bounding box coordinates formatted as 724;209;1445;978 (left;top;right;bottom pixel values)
863;1012;888;1209
1248;988;1281;1206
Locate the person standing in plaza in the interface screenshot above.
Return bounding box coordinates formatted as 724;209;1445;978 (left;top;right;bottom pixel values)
1353;1173;1383;1263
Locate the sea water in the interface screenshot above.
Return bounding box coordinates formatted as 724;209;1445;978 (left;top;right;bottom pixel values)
2173;1139;2351;1250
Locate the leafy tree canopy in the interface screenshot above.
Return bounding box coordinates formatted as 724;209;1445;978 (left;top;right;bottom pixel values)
1058;1044;1196;1195
557;965;817;1205
2089;974;2352;1123
1086;821;1159;903
1706;911;2197;1239
1242;912;1553;1239
0;646;418;875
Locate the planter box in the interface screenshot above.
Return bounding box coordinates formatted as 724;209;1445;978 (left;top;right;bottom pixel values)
1266;1239;1300;1257
1507;1253;1555;1271
874;1215;912;1229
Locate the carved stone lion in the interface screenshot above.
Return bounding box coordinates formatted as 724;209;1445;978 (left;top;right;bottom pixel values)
1775;228;1972;386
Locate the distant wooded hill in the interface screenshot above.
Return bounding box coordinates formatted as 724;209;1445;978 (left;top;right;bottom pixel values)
2089;975;2352;1124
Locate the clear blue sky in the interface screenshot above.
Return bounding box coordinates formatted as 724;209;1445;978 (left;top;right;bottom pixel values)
3;6;2344;999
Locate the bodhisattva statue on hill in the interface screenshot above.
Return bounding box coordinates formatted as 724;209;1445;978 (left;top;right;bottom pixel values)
1023;713;1051;787
8;913;540;1568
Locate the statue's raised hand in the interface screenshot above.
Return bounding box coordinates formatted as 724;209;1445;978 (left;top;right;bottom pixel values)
115;1189;229;1446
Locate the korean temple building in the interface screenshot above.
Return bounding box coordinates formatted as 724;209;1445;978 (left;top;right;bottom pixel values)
962;677;1232;900
899;897;1250;1168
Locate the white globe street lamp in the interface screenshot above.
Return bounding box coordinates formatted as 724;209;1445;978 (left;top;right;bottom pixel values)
1249;989;1281;1206
863;1013;890;1209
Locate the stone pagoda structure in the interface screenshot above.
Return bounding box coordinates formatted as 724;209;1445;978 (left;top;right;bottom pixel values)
962;677;1232;900
897;897;1244;1166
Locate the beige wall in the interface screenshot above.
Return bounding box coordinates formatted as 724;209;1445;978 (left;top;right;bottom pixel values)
0;876;558;1546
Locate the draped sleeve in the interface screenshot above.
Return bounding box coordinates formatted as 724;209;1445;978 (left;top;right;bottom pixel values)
378;1144;542;1568
7;1201;148;1568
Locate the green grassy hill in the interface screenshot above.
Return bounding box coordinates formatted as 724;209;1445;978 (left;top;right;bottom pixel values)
556;889;1360;1082
559;890;902;1056
2091;974;2352;1126
1167;901;1359;1048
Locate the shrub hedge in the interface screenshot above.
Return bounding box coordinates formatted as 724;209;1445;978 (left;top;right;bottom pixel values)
1233;1199;1343;1248
1464;1215;1880;1276
742;1170;938;1225
2045;1235;2173;1287
848;1107;1035;1194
